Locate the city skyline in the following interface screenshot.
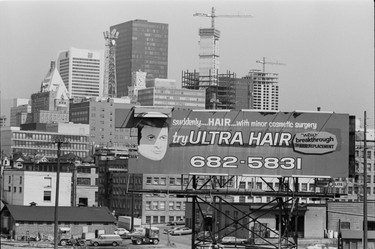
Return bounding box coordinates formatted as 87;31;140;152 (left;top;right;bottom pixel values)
0;0;373;126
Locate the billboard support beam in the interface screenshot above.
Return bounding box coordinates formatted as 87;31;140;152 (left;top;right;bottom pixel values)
131;175;339;249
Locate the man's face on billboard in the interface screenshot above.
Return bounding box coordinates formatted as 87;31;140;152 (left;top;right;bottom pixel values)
138;125;168;161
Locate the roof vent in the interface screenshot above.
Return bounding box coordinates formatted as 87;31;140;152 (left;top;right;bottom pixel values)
29;202;37;207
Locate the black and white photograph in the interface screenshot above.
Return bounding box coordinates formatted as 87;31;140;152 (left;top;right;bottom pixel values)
0;1;374;249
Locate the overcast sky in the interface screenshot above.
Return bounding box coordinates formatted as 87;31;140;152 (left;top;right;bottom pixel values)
0;0;373;127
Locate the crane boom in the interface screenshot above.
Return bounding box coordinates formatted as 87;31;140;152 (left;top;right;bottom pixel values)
194;7;252;29
256;57;286;72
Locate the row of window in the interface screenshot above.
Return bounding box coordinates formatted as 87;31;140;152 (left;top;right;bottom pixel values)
109;199;142;210
146;176;189;186
145;201;185;211
145;216;184;225
348;186;375;195
13;133;88;143
13;141;88;150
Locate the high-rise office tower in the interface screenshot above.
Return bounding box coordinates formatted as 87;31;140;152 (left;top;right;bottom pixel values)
245;69;279;111
56;47;103;99
110;20;168;97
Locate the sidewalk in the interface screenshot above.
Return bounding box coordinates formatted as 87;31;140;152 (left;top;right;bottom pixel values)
1;239;54;248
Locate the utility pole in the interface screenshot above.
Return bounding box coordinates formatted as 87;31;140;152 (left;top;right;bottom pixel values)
363;111;368;249
52;136;68;249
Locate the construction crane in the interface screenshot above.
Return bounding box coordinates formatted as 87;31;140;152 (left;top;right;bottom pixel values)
256;57;286;72
193;7;252;109
103;29;119;98
193;6;253;29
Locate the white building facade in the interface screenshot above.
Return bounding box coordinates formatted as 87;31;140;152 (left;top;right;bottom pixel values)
2;170;72;206
57;47;104;99
247;70;279;111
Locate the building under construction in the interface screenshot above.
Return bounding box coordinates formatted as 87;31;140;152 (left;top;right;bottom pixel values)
182;70;239;110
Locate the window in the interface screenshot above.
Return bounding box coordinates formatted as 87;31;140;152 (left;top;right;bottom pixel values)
159;201;166;210
247;182;254;189
146;216;151;224
77;178;91;185
146;177;152;184
169;202;174;210
20;176;22;184
239;182;246;189
160;216;166;224
146;201;151;210
340;222;350;230
153;216;158;224
169;177;175;185
369;221;375;231
14;187;16;193
152;201;158;210
153;177;159;185
348;187;353;194
175;202;182;210
19;187;22;193
367;151;372;159
44;177;52;188
160;177;166;185
44;191;52;201
176;178;181;185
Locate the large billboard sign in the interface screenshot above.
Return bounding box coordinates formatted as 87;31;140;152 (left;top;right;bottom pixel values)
116;108;350;177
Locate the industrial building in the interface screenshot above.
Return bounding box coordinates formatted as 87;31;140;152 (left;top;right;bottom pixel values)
0;125;90;159
2;167;72;206
2;154;98;207
10;99;31;127
95;148;143;218
56;47;103;99
69;97;136;149
110;20;168;97
138;78;206;109
142;174;187;225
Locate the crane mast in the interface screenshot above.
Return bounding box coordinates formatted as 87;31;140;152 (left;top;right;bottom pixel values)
103;29;119;98
193;7;252;109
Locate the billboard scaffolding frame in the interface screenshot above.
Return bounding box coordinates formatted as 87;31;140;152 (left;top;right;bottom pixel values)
130;174;340;249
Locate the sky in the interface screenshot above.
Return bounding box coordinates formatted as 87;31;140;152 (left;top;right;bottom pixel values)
0;0;373;127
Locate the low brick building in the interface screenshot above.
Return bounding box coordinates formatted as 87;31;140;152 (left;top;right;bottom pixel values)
0;204;116;240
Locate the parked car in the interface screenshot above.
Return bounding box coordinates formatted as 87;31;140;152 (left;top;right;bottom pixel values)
306;244;337;249
164;226;184;234
198;241;224;249
170;227;193;235
221;236;248;245
114;228;129;237
167;218;185;226
89;234;122;247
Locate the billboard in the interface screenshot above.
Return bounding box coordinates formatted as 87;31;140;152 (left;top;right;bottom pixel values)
116;108;350;177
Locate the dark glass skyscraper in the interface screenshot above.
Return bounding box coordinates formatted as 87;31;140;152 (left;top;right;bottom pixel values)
110;19;168;97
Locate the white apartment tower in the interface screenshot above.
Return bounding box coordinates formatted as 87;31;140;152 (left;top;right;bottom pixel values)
247;69;279;111
56;48;103;99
